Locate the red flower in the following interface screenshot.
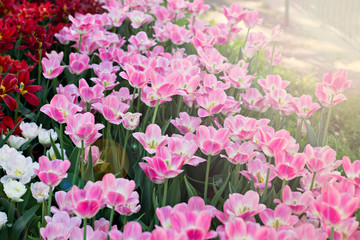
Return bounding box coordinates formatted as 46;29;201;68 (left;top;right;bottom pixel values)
15;70;43;106
0;74;18;111
0;116;22;135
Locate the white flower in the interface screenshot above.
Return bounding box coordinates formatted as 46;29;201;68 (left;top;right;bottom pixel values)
38;128;58;146
0;145;21;169
1;176;27;202
20;122;41;139
30;182;50;203
0;212;7;229
7;135;28;150
2;154;36;184
47;143;67;160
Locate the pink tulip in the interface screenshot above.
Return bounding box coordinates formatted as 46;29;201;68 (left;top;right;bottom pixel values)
274;152;306;181
171;112;202;134
271;24;282;41
260;129;294;157
201;73;230;92
220;63;255;89
91;72;119;91
266;48;282;66
70;181;105;219
187;0;210;15
139;147;185;184
304;144;340;174
56;84;80;104
40;211;81;240
64;112;104;148
167;133;206;167
154;6;175;23
166;22;193;45
267;88;294;115
115;191;141;216
68;53;90;75
127;10;153;29
119;64;148;88
191;31;215;49
133;124;167;154
315;82;346;107
221;141;256;165
42;51;66;79
70;225;107;240
197;47;229;74
222;3;247;24
51;191;74;215
342;156;360;186
310;184;359;226
224;115;259;142
240;88;270;112
294;223;327;240
102;173;136;207
244;10;263;28
322;69;352;95
34;156;70;187
260;204;299;230
195;125;230;156
258;75;290;93
240;156;276;191
84;146;100;165
92;95;130;125
173;196;217;217
206;23;241;45
170;210;217;239
40;94;82;123
216;191;266;223
122;112;142;130
197;89;227;117
291;95;321;118
92;61;120;76
120;222;150;240
274;185;313;214
128;31;156;52
68;14;96;34
217;218;268;240
78;78;104;104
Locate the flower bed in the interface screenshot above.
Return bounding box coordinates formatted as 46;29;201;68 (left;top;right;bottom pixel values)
0;0;358;239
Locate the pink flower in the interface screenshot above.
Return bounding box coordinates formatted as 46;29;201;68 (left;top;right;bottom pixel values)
167;133;206;166
139;147;185;184
115;192;141;216
315;82;346;107
42;51;66;79
173;196;217;217
128;31;156;51
170;210;217;239
271;24;282;41
102;173;136;207
220;63;255;89
78;78;104;104
122;112;142;130
294;223;327;240
217;218;268;240
266;48;282;66
91;72;119;91
195;125;230;156
70;181;105;219
119;64;148;89
342;156;360;186
132;124;167;154
275;152;306;181
217;191;266;223
267;88;294;115
127;10;153;29
304;145;340;174
70;225;107;240
171;112;201;134
34;156;70;187
64;112;104;148
40;94;82;123
222;3;247;24
310;185;359;226
274;185;313;214
197;47;229;74
51;191;74;214
197;89;227;117
84;146;100;165
224;115;259;142
91;61;120;76
291;95;321;118
119;222;150;240
259;204;299;230
40;211;81;240
258;75;290;93
166;22;193;45
243;10;263;28
240;88;270;112
221;141;256;165
68;53;90;75
92;95;130;125
259;128;295;158
322;69;352;95
187;0;210;15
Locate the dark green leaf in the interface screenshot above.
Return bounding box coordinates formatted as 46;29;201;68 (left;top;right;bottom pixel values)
211;174;231;206
10;204;40;240
305;120;318;147
184;176;197;198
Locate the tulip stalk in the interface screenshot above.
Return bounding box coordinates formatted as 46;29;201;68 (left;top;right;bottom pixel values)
72;140;84;185
59;123;65;160
330;227;334;240
37;47;42;86
151;99;160;124
225;24;233;54
254;51;259;73
309;171;316;191
78;34;83;53
262;167;271;199
47;186;53;216
41;200;46;226
162;179;168;207
321;96;334;146
268;42;277;74
136;88;142;113
280;180;287;201
108;206;115;233
120;130;130;174
83;218;87;240
204;155;212;200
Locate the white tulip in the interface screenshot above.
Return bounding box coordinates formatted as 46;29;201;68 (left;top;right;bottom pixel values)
2;154;36;184
7;135;28;150
20;122;41;139
30;182;50;203
1;176;27;202
0;212;7;230
38;129;58;146
0;145;21;169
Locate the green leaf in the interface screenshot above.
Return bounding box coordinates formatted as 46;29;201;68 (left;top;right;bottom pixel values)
82;146;94;182
49;131;62;159
184;176;197;198
161;117;172;135
10;204;40;240
0;118;24;147
305;120;318;147
167;177;181;206
211;174;231;206
228;182;236;194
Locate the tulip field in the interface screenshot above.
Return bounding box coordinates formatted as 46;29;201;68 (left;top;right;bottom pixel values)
0;0;359;239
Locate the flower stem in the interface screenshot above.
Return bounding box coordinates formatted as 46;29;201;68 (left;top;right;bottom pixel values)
151;99;160;124
83;218;87;240
254;51;259;73
243;28;250;48
78;34;83;53
136;88;142;113
120;130;130;175
321;96;334;146
204;155;212;200
108;206;115;232
59;123;65;160
162;179;168;207
37;48;42;86
14;92;20;121
262;167;271;199
72;140;84;185
309;171;316;191
268;42;277;74
41;200;46;226
47;186;53;216
129;88;137;112
280;180;287;201
330;227;334;240
225;24;233;54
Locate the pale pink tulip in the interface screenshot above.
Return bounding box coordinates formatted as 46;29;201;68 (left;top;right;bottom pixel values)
68;53;90;75
78;78;104;104
224;115;259;142
42;51;66;79
102;173;136;207
221;141;256;165
304;144;340;173
260;204;299;230
222;3;246;24
197;89;227;117
291;95;321;118
244;10;262;28
342;156;360;186
122;112;142;130
92;95;130;125
266;48;282;66
171;112;202;134
275;152;306;181
132;124;167;154
258;75;290;93
34;156;70;187
274;185;313;214
195;125;230;156
217;218;268;240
